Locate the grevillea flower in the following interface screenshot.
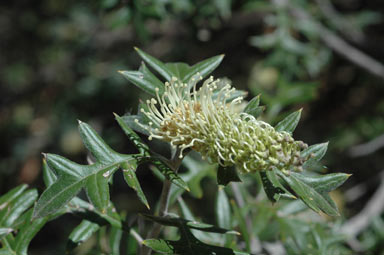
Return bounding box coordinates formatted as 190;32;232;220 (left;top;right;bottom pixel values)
136;74;311;174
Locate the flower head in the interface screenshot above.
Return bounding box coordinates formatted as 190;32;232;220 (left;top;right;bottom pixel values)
136;74;310;174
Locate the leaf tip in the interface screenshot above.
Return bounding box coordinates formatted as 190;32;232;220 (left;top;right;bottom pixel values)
112;112;120;118
77;119;83;125
41;152;47;158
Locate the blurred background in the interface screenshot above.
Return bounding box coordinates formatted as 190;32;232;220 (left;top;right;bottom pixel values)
1;0;384;253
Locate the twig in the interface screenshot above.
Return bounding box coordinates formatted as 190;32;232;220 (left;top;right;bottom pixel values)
231;183;262;254
130;229;144;246
348;134;384;157
140;148;184;255
314;0;364;44
341;171;384;237
273;0;384;80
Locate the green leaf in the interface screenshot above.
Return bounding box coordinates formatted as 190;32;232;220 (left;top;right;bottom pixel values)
150;157;190;191
0;228;12;238
122;160;150;209
118;63;164;96
215;189;231;229
217;166;241;186
230;200;250;251
301;142;328;168
115;113;149;155
243;95;264;118
277;172;350;216
165;63;192;81
42;159;57;187
0;184;28;210
33;121;135;218
67;220;100;252
275;109;302;134
13;210;48;255
142;214;244;255
182;54;224;82
135;47;173;81
0;189;38;227
120;114;150;136
259;170;296;203
109;226;123;255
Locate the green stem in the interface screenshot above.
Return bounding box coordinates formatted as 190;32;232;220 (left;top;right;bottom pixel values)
140;148;184;255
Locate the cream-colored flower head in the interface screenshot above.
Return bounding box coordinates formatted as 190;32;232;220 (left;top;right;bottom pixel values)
136;74;309;174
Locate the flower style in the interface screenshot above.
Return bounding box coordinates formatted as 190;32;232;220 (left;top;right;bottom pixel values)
136;74;311;174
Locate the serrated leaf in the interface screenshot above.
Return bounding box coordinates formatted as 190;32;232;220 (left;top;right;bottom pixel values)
243;95;264;118
182;54;224;82
275;109;302;134
33;122;135;218
122;160;150;209
13;210;48;255
67;220;100;252
217;165;241;186
150;158;189;191
115;113;149;155
277;172;349;216
135;47;173;81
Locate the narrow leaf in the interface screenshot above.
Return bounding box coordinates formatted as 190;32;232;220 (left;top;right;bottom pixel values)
42;159;57;187
0;184;28;209
135;47;173;81
150;158;189;191
216;189;231;229
109;226;123;255
275;109;302;134
122;161;150;209
243;95;264;118
182;54;225;82
67;220;100;252
115;113;149;155
0;228;13;238
302;142;328;168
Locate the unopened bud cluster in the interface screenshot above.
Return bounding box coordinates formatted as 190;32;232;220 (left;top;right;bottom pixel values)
136;74;311;174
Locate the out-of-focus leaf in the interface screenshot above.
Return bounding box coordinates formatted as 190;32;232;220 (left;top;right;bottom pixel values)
275;109;302;134
120;114;150;136
217;165;241;186
216;189;231;229
67;220;100;252
0;228;12;238
277;172;350;216
135;47;173;81
109;226;123;255
142;214;244;255
33;121;135;218
230;200;250;251
0;185;28;210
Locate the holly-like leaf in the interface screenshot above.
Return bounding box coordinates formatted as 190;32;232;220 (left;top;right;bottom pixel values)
122;160;150;209
277;172;350;216
33;121;135;218
217;165;241;186
275;109;302;134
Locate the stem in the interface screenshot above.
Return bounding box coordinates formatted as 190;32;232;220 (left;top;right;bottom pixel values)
140;149;184;255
